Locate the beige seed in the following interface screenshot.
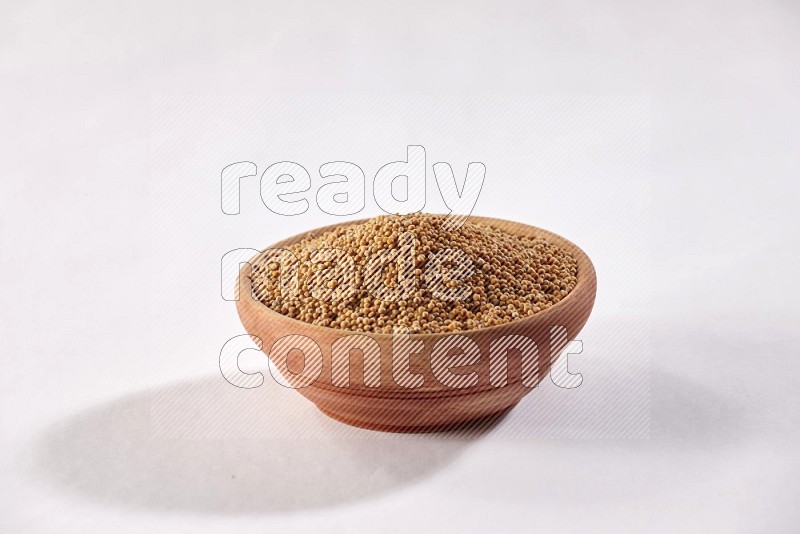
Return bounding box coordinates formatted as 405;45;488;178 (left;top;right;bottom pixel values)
250;213;578;334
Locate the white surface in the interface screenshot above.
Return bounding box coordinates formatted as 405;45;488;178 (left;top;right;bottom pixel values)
2;1;799;533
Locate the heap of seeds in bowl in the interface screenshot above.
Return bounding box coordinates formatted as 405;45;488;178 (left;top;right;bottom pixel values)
249;214;578;334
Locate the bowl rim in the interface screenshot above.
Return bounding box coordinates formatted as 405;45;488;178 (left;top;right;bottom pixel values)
237;214;596;340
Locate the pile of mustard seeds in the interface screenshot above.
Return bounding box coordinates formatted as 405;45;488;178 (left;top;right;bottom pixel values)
249;214;578;334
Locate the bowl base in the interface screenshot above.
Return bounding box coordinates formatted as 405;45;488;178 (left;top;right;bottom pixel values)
317;404;517;434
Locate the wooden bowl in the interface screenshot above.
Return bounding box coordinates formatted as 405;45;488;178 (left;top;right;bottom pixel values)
236;216;597;432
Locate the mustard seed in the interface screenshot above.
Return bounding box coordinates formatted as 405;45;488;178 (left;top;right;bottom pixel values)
250;214;578;334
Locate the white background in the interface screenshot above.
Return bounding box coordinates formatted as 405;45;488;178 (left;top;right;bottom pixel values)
1;1;799;533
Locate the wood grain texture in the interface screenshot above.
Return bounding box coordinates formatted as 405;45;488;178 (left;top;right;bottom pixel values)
236;216;597;432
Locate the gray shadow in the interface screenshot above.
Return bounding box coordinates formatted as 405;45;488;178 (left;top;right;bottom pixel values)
494;361;747;445
648;368;746;444
30;376;503;515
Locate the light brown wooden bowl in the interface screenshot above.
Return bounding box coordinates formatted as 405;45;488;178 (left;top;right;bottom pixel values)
236;216;597;432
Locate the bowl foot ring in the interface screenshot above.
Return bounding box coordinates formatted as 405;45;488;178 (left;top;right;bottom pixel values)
316;404;517;434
